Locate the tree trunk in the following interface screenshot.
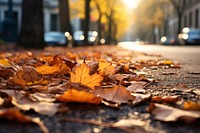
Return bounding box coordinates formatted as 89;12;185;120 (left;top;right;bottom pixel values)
177;12;182;34
83;0;90;45
59;0;72;34
107;11;113;44
17;0;45;49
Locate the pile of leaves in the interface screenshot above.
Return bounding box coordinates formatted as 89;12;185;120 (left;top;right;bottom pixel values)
0;46;199;133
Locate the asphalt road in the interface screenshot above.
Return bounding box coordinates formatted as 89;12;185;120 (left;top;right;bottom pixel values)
118;42;200;72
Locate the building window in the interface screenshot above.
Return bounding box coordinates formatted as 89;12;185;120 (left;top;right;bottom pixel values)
51;14;58;31
195;9;199;28
189;12;193;27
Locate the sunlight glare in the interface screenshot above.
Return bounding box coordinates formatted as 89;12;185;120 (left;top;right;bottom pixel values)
123;0;139;9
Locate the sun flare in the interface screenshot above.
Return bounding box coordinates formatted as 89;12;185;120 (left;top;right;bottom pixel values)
123;0;139;9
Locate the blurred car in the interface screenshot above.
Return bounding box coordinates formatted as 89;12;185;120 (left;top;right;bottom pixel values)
73;30;98;46
160;36;180;45
160;36;170;45
44;31;72;47
178;27;200;45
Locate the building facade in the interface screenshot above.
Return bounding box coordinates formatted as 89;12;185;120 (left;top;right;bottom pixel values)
166;0;200;38
0;0;60;33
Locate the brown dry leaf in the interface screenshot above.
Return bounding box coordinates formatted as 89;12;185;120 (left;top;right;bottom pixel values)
127;81;147;93
11;96;59;116
57;88;102;104
172;84;193;92
98;60;116;75
8;66;46;87
131;93;151;105
149;103;200;123
70;62;103;89
151;96;178;104
0;109;49;133
29;93;56;102
0;68;14;79
183;101;200;111
94;85;135;103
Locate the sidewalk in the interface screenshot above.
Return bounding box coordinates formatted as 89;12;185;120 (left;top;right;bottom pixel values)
0;45;199;133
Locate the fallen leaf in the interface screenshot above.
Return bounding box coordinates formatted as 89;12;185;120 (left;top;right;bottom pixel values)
98;60;116;75
151;96;178;104
172;84;193;92
57;88;102;104
131;93;151;105
183;101;200;111
0;109;49;133
11;96;59;116
157;60;173;65
8;66;46;87
0;97;4;105
148;103;200;123
70;62;103;89
36;63;70;75
29;93;56;102
0;58;11;67
127;81;147;93
94;85;135;103
0;68;14;79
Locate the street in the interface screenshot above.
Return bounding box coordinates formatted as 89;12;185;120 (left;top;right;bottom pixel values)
118;42;200;72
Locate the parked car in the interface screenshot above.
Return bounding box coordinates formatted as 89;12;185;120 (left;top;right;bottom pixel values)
73;31;98;46
178;27;200;45
160;36;180;45
44;31;72;47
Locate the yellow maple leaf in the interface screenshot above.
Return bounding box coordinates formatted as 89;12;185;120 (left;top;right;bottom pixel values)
0;58;11;67
36;64;70;75
70;62;103;89
98;61;116;75
57;88;102;104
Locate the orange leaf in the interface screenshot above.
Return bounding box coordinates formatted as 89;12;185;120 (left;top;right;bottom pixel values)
70;62;103;89
57;88;102;104
98;61;116;75
183;101;200;111
36;64;70;75
0;58;11;67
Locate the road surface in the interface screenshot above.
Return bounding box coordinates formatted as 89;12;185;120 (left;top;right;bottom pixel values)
118;42;200;71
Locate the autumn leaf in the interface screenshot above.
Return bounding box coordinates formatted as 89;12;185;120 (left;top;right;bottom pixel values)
98;60;116;75
36;63;70;75
148;103;200;123
70;62;103;89
126;81;147;93
57;88;102;104
151;96;179;104
8;66;47;87
94;84;135;103
132;93;151;105
11;96;59;116
0;58;11;67
0;109;49;133
183;101;200;111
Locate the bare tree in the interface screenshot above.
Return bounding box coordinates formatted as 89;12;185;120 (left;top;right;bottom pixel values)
17;0;45;49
